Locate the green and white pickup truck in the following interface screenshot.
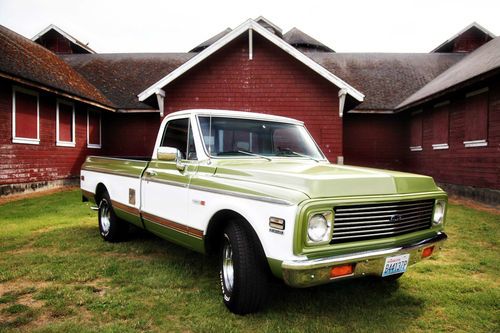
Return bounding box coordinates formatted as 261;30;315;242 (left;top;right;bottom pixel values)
81;109;448;314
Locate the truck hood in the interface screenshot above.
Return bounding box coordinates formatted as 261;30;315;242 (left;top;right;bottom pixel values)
213;160;439;199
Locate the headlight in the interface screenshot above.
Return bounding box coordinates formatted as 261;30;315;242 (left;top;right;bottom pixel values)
307;212;332;243
433;200;446;225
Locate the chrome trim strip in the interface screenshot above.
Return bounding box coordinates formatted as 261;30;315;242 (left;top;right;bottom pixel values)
142;176;188;188
188;184;294;206
82;167;141;179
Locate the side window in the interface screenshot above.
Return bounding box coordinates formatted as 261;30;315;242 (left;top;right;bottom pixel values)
464;88;488;147
160;118;189;159
12;86;40;144
87;109;101;149
409;110;423;151
187;125;197;160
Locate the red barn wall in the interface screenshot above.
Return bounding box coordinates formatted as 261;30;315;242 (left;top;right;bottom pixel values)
404;79;500;191
343;113;408;170
0;79;103;194
158;33;342;162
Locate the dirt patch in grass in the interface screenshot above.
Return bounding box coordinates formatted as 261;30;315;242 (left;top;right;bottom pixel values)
0;186;79;206
449;196;500;215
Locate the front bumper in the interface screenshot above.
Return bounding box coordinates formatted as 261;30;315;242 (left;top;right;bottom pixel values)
282;232;447;287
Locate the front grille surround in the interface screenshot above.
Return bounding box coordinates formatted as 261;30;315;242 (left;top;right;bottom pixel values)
330;199;435;244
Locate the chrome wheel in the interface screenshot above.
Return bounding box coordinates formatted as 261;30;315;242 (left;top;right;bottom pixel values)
222;235;234;293
100;199;111;236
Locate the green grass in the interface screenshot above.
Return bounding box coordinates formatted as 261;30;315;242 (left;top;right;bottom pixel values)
0;190;498;332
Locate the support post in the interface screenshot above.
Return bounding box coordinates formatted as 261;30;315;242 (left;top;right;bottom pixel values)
249;28;253;60
338;89;347;118
155;89;165;117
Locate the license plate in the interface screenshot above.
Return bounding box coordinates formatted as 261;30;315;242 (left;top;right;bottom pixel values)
382;254;410;277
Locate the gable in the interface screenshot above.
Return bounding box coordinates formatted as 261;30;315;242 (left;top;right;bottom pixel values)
138;19;364;107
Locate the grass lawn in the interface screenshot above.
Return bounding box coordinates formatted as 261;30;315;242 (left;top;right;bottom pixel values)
0;190;498;332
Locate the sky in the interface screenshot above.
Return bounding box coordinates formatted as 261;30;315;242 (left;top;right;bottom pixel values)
0;0;499;54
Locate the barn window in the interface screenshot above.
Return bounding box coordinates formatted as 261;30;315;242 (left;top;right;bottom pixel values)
56;99;75;147
12;86;40;144
409;110;423;151
463;87;488;148
431;101;450;150
87;109;101;149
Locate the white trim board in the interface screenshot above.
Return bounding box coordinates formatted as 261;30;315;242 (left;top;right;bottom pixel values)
138;18;364;103
12;86;40;145
32;24;95;54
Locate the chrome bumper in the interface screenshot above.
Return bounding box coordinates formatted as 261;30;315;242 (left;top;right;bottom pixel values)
282;232;447;288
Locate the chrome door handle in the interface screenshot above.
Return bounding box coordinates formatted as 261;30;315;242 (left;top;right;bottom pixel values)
145;170;157;177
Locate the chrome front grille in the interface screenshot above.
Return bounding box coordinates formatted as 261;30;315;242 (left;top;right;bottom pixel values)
330;200;434;244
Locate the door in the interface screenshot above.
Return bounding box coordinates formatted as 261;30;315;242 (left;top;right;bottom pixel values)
141;117;200;243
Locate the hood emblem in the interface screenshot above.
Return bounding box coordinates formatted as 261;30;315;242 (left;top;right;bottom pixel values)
390;214;402;223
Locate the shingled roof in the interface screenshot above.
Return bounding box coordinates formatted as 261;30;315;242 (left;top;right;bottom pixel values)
190;28;232;52
284;27;334;52
0;25;112;109
61;53;195;110
398;36;500;110
306;52;464;112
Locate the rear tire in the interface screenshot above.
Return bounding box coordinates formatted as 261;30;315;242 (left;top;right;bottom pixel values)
97;191;128;242
220;221;269;314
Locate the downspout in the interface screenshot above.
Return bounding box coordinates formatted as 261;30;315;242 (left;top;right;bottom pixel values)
156;89;165;117
338;88;347;118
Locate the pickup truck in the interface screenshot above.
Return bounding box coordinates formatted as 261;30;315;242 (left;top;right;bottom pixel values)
81;109;448;314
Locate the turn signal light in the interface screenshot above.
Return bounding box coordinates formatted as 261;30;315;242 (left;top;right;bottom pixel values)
422;246;434;258
330;264;354;278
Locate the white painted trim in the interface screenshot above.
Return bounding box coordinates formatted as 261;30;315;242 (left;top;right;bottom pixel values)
56;99;76;147
338;89;346;118
138;19;364;103
466;87;489;98
87;109;102;149
254;16;283;34
431;22;496;53
248;28;253;60
155;89;165;117
463;139;488;148
32;24;95;54
409;146;423;152
12;86;40;145
432;143;449;150
433;100;450;108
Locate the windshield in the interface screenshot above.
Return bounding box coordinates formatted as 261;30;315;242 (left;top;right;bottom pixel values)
198;116;325;160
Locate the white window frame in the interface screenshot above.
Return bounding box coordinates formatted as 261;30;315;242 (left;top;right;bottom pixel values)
463;87;489;148
12;86;40;145
87;109;101;149
56;99;76;147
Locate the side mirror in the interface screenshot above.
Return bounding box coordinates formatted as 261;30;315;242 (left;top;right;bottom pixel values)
157;147;186;171
157;147;178;161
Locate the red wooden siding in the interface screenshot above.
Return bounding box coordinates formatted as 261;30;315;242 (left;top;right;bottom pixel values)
14;90;38;139
404;80;500;190
432;102;450;145
464;90;488;141
0;79;102;185
343;114;407;170
87;110;101;146
58;102;73;142
410;112;423;148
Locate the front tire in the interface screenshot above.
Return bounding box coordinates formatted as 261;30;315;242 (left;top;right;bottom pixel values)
97;191;128;242
220;222;269;314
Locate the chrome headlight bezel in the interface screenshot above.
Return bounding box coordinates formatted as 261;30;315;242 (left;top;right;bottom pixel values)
306;211;333;245
433;200;446;225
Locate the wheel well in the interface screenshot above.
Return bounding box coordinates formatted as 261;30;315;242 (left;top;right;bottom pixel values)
205;209;266;260
95;183;108;202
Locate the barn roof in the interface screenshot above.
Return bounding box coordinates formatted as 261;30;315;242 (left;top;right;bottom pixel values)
190;28;232;52
398;36;500;110
431;22;495;53
61;53;195;110
283;27;334;52
0;24;113;109
306;52;464;112
32;24;95;54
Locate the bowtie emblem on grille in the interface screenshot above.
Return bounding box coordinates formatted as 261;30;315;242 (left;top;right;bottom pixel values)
390;214;402;223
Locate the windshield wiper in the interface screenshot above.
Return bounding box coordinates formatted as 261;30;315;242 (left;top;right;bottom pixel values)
237;150;272;161
277;148;320;162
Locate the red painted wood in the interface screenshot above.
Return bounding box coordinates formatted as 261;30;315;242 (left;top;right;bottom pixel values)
14;91;38;139
0;79;102;185
410;112;423;147
464;92;488;141
432;103;449;144
87;110;100;145
58;103;73;142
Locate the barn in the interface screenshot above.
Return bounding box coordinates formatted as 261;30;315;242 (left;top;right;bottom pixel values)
0;17;498;205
